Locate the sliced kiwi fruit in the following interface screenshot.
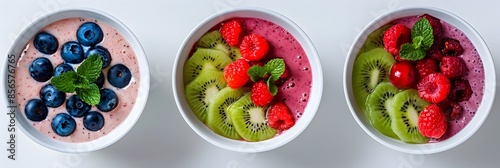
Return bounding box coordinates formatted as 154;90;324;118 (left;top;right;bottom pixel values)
357;24;393;56
185;69;227;123
352;48;396;115
197;30;242;60
366;82;399;139
228;93;277;142
390;89;430;144
183;48;232;85
206;87;249;140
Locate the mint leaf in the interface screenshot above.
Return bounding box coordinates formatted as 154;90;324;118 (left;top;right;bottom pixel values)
412;18;434;50
413;36;424;49
264;58;285;81
399;43;426;61
51;71;77;93
248;66;267;82
77;54;102;82
76;83;100;105
266;78;278;96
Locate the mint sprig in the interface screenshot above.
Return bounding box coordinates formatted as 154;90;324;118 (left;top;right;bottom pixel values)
399;18;434;61
247;58;285;96
51;54;103;105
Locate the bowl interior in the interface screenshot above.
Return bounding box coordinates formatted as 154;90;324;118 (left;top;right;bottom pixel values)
4;8;150;153
173;7;322;152
344;7;495;154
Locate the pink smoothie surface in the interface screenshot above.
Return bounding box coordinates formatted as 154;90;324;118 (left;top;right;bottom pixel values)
392;15;484;141
15;18;140;143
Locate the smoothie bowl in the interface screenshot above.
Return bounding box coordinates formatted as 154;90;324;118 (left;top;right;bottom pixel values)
343;7;495;154
3;8;149;152
173;7;322;152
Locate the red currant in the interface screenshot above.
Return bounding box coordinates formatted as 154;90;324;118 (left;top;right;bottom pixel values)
389;61;418;89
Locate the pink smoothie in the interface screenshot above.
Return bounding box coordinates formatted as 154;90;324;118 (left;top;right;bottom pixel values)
15;18;140;143
392;16;484;141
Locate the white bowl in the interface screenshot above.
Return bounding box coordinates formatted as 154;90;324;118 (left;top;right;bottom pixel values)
173;7;323;152
2;8;150;153
343;7;495;154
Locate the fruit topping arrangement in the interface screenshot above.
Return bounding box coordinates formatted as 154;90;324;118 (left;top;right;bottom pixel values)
184;19;297;141
22;21;133;138
353;14;481;143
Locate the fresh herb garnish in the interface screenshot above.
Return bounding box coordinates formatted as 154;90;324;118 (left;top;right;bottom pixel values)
248;58;285;95
399;18;434;61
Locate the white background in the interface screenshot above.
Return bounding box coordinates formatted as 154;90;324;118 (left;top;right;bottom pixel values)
1;0;499;167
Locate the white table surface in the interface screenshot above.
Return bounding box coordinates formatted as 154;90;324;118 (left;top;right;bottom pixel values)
1;0;499;167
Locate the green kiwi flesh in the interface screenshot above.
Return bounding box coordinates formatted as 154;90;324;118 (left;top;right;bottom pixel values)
185;69;227;123
183;48;232;85
366;82;399;139
228;93;277;142
390;89;430;144
357;24;392;57
207;87;249;140
197;30;242;60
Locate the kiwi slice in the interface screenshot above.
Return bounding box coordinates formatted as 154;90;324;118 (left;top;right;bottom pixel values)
366;82;399;139
352;48;396;115
207;87;249;140
183;48;232;85
390;89;430;144
357;24;393;56
185;69;227;123
197;30;242;60
228;93;277;142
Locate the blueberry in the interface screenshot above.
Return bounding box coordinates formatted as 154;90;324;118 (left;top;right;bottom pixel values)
77;22;103;46
33;32;58;55
83;111;104;131
86;46;111;68
107;64;131;88
97;88;118;112
95;71;105;88
29;57;53;82
40;84;66;108
61;41;84;64
53;63;74;77
25;99;48;122
51;113;76;137
66;95;91;117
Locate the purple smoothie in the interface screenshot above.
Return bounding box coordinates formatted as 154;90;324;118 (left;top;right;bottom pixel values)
392;16;484;141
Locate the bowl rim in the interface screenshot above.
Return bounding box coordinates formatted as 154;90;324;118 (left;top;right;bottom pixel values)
2;7;150;153
172;6;323;152
343;6;496;154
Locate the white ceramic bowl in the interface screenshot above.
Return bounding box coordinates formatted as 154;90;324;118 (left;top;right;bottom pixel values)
343;7;495;154
173;7;323;152
2;8;150;153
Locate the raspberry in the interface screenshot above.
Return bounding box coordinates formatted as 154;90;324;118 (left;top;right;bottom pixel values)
448;79;473;102
267;102;295;131
220;19;244;46
418;104;447;139
441;37;464;56
224;59;250;88
417;73;451;103
440;56;467;78
240;34;269;61
427;49;443;61
416;58;438;78
251;81;274;106
439;99;463;120
383;23;411;57
420;14;443;37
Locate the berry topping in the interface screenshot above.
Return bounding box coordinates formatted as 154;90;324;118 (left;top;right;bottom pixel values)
448;79;473;102
389;61;418;89
416;58;438;78
61;41;85;64
419;14;443;37
29;57;54;82
97;88;118;112
25;99;48;122
440;56;467;78
251;81;274;106
439;99;463;120
95;71;105;88
33;32;58;55
40;84;66;108
418;104;447;139
417;73;451;103
51;113;76;137
77;22;104;46
107;64;132;88
441;37;464;56
53;63;74;77
240;34;269;61
86;46;112;69
83;111;105;131
224;59;250;89
267;102;295;131
66;95;91;118
220;19;244;46
427;49;443;61
383;23;411;57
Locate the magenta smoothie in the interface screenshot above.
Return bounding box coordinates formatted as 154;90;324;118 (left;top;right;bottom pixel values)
15;18;140;143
